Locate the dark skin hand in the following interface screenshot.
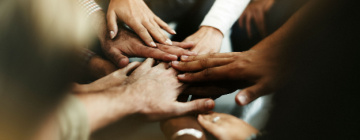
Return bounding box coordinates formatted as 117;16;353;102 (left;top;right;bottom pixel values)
239;0;275;38
171;49;289;106
102;26;197;68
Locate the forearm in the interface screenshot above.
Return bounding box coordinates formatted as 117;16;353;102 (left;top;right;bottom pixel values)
252;0;337;50
75;88;136;132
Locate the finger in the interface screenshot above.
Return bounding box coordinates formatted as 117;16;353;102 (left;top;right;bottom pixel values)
177;65;231;82
155;16;176;34
129;22;157;47
171;58;233;72
180;52;237;62
143;21;172;45
239;13;246;28
138;46;178;61
120;61;141;75
197;114;220;134
174;99;215;115
107;11;118;39
254;11;267;38
172;41;195;49
138;58;156;69
235;82;271;106
155;62;169;69
107;48;129;68
157;44;197;57
246;12;253;38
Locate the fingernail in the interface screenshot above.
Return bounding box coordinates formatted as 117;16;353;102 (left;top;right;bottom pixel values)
167;54;177;60
187;51;197;56
181;55;188;60
237;94;248;105
150;42;157;47
171;61;179;65
171;30;177;34
178;74;185;78
165;39;172;45
110;31;115;39
205;100;214;109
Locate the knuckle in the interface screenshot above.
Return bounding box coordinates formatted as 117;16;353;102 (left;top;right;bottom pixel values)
199;59;208;69
202;68;211;77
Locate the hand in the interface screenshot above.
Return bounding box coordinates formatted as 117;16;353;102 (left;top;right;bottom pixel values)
102;26;197;68
122;58;215;120
198;112;258;140
239;0;275;38
107;0;175;47
171;50;288;105
86;55;117;80
183;26;224;55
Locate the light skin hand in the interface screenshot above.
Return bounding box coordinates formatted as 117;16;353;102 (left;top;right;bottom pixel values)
198;112;258;140
239;0;275;38
73;62;142;132
121;58;215;121
183;26;224;55
171;50;288;105
73;59;215;132
107;0;176;47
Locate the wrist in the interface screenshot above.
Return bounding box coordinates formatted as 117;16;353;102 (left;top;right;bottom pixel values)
199;26;224;38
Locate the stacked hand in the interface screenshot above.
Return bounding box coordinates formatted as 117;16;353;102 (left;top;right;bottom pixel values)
171;49;287;105
101;26;197;67
182;26;224;55
107;0;175;47
73;58;215;131
198;112;258;140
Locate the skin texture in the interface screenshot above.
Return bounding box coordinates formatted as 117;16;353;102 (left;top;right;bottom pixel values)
239;0;275;38
183;26;224;55
91;11;197;68
171;50;287;105
107;0;175;46
72;58;215;132
85;55;117;80
198;112;258;140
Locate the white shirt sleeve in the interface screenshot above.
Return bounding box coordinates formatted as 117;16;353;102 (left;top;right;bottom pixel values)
200;0;250;35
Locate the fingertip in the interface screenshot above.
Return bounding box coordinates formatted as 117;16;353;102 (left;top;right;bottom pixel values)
150;42;157;47
171;61;179;66
170;29;177;34
177;74;186;79
165;39;172;45
118;58;129;68
181;55;189;61
236;91;249;106
110;31;116;39
204;99;215;110
165;54;178;61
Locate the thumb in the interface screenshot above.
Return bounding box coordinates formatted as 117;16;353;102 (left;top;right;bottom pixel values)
235;83;270;106
174;99;215;115
107;11;118;39
120;61;141;75
108;48;129;68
